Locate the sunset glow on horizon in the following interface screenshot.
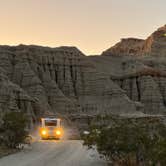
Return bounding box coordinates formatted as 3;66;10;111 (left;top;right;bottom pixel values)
0;0;165;55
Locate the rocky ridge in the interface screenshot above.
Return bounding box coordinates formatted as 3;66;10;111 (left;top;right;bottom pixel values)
0;25;166;127
103;25;166;56
0;45;140;127
92;25;166;115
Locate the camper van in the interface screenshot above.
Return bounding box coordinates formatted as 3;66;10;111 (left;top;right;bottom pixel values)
40;118;63;140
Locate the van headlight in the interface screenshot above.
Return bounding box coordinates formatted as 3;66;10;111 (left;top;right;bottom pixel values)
41;129;47;135
56;130;61;135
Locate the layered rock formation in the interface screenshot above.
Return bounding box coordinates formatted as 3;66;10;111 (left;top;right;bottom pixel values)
102;38;145;56
0;45;141;127
144;25;166;56
0;71;36;127
0;25;165;127
92;24;166;115
103;25;166;56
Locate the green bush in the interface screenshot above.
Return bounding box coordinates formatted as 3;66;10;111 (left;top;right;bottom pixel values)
83;117;166;166
1;112;29;148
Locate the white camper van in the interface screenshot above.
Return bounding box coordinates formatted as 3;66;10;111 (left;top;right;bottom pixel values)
40;118;63;140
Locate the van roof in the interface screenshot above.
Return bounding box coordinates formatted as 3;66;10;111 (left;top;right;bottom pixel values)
41;117;60;120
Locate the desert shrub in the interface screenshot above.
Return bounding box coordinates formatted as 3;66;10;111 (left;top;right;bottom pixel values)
1;111;29;148
83;116;166;166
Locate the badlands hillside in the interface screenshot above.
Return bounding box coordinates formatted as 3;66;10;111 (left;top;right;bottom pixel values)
0;25;165;127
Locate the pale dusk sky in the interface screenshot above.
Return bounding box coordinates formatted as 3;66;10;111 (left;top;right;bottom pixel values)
0;0;165;55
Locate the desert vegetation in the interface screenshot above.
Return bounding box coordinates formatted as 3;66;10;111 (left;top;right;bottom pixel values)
0;112;29;149
83;115;166;166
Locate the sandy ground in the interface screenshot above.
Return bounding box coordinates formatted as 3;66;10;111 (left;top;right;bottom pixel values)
0;140;107;166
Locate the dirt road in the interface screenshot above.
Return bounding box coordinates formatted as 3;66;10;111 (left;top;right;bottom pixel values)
0;140;107;166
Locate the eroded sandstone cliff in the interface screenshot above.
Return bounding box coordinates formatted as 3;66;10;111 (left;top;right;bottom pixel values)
92;25;166;115
0;45;141;127
103;25;166;56
0;25;165;127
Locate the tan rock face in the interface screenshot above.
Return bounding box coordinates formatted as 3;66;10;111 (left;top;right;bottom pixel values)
103;25;166;57
0;71;36;127
1;25;165;126
113;75;166;114
102;38;145;56
97;25;166;115
144;25;166;56
0;45;140;126
91;54;166;115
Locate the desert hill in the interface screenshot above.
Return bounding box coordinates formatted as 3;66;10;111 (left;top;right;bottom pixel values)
0;25;166;127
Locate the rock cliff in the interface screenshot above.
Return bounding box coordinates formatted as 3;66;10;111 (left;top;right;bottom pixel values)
92;25;166;115
0;45;141;127
102;38;145;56
144;25;166;56
0;25;165;127
103;25;166;56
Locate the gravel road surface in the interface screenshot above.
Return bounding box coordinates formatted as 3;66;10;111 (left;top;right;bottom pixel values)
0;140;107;166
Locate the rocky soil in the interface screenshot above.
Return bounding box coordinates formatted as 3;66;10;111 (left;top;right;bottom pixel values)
0;25;165;127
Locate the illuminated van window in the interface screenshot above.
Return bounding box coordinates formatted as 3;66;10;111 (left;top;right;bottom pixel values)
45;120;57;126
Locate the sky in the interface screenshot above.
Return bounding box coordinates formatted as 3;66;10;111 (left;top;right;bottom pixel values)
0;0;165;55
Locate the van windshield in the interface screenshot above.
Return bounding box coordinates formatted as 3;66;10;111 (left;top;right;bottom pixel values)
45;120;57;126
